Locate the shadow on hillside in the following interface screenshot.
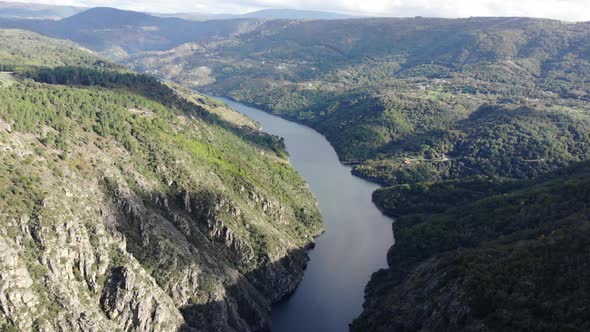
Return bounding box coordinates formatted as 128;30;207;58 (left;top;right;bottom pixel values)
176;248;310;332
106;184;315;332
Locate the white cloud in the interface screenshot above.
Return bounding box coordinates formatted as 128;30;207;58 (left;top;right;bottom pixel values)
11;0;590;21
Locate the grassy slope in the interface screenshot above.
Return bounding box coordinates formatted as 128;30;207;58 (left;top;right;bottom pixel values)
0;29;110;67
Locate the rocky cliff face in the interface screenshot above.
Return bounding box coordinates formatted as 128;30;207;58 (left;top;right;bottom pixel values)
0;38;323;330
0;146;185;331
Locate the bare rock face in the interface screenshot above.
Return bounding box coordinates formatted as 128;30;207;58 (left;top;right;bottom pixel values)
0;177;185;332
100;266;183;331
0;235;39;331
105;178;316;331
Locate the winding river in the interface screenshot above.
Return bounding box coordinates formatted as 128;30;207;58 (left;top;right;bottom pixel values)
218;98;394;332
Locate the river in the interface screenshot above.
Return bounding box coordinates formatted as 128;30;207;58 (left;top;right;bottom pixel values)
217;98;394;332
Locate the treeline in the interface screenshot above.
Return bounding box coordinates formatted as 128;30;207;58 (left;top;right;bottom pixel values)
0;81;158;154
0;64;15;72
8;66;288;156
372;176;519;216
18;66;216;121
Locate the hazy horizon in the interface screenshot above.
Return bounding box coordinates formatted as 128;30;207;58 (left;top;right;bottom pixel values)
2;0;589;22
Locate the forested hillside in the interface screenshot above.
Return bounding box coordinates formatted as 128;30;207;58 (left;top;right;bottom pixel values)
124;17;590;186
0;29;111;68
0;29;322;331
352;161;590;331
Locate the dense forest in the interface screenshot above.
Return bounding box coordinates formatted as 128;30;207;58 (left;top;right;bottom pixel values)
352;161;590;331
0;29;323;332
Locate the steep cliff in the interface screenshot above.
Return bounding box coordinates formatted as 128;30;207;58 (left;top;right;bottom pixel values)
0;30;323;331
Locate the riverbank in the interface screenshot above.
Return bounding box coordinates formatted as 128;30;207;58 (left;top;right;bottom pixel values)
217;97;394;332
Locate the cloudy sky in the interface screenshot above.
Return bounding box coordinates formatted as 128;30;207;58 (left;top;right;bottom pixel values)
12;0;590;21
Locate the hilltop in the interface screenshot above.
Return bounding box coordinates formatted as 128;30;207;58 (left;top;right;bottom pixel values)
0;1;84;19
240;9;358;20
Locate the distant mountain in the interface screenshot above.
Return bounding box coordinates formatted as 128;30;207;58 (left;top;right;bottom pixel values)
239;9;358;20
60;7;163;28
150;12;229;21
0;1;85;19
154;8;359;21
0;6;358;56
0;7;264;56
0;2;357;22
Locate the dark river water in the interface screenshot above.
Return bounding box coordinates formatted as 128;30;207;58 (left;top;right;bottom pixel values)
218;98;394;332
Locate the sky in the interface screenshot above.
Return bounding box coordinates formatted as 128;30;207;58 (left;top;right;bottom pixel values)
9;0;590;21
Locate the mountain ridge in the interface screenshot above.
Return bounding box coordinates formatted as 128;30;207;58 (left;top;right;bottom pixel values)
0;7;265;55
239;8;359;20
0;1;85;19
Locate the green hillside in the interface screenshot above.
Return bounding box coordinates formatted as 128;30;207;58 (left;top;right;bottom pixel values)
0;29;109;68
125;17;590;186
0;30;322;332
3;15;590;331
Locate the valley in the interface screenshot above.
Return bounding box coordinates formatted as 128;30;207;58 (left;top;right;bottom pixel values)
0;5;589;332
219;98;393;332
123;14;590;332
